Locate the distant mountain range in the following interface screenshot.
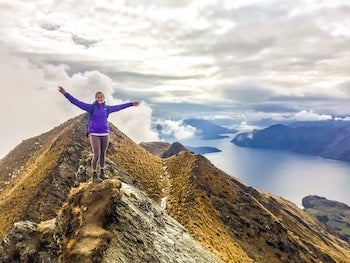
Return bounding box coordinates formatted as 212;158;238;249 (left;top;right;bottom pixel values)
0;115;349;262
232;121;350;162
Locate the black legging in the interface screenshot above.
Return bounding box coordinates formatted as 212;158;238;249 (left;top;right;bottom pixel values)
89;135;109;171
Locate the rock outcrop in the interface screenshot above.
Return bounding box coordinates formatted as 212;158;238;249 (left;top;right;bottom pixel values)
0;160;223;263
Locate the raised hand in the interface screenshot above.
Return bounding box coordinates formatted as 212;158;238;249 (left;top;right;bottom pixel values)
58;86;66;94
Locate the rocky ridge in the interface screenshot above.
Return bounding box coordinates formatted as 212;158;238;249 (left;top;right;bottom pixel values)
0;114;349;262
0;153;223;263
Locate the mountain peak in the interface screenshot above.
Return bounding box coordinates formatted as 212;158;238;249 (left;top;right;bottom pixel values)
139;141;189;158
162;141;188;158
1;114;350;262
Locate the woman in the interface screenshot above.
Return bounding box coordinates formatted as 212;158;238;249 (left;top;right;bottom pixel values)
58;86;139;183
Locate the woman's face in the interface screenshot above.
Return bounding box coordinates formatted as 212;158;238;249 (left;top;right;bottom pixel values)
95;94;105;104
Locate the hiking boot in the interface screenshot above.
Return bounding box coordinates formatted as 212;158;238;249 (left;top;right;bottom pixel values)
100;169;107;180
92;171;102;183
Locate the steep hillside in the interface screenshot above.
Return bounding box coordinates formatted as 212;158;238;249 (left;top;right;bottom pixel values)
303;195;350;242
163;151;350;262
0;117;87;238
0;163;223;262
1;114;350;262
232;122;350;162
104;123;164;202
0;114;163;238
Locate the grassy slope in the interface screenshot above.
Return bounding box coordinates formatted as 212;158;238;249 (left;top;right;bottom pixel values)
0;115;164;238
164;152;252;263
1;114;349;263
107;125;164;202
305;206;350;242
163;151;350;263
0;119;77;238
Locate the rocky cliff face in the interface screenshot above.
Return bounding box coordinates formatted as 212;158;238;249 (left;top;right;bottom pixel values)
0;114;350;263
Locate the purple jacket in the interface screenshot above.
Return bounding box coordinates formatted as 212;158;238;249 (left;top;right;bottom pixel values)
64;93;133;134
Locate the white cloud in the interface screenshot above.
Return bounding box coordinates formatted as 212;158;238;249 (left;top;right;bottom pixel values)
154;119;197;140
335;116;350;121
0;52;67;157
2;0;350;155
0;51;159;157
290;110;333;121
110;101;160;143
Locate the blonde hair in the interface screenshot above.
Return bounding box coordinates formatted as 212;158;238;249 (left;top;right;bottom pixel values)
95;91;105;98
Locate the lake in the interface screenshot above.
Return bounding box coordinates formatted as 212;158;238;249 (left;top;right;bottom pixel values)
181;135;350;208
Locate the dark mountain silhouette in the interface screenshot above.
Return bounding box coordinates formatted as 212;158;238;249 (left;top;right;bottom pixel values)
0;114;349;262
232;121;350;162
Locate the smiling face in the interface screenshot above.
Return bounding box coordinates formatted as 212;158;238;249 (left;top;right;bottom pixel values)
95;91;105;104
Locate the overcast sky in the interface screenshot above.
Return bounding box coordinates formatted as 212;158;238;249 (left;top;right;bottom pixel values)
1;0;350;157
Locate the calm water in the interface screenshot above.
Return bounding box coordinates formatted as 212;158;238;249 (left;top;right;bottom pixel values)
181;136;350;208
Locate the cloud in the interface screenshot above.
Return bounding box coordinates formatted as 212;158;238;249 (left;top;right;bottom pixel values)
59;70;161;143
153;119;197;141
109;102;160;143
290;110;333;121
0;53;67;157
335;116;350;121
0;51;158;157
221;83;276;105
2;0;350;154
71;35;100;48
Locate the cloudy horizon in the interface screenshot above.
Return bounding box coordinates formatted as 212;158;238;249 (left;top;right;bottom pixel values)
1;0;350;157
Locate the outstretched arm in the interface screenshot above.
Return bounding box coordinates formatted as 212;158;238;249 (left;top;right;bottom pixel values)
109;101;140;113
58;86;91;111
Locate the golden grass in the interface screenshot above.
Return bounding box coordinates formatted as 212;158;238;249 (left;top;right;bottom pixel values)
107;125;164;202
0;117;81;238
162;151;350;263
261;195;350;263
0;135;67;237
1;114;349;263
165;151;253;263
66;239;77;251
